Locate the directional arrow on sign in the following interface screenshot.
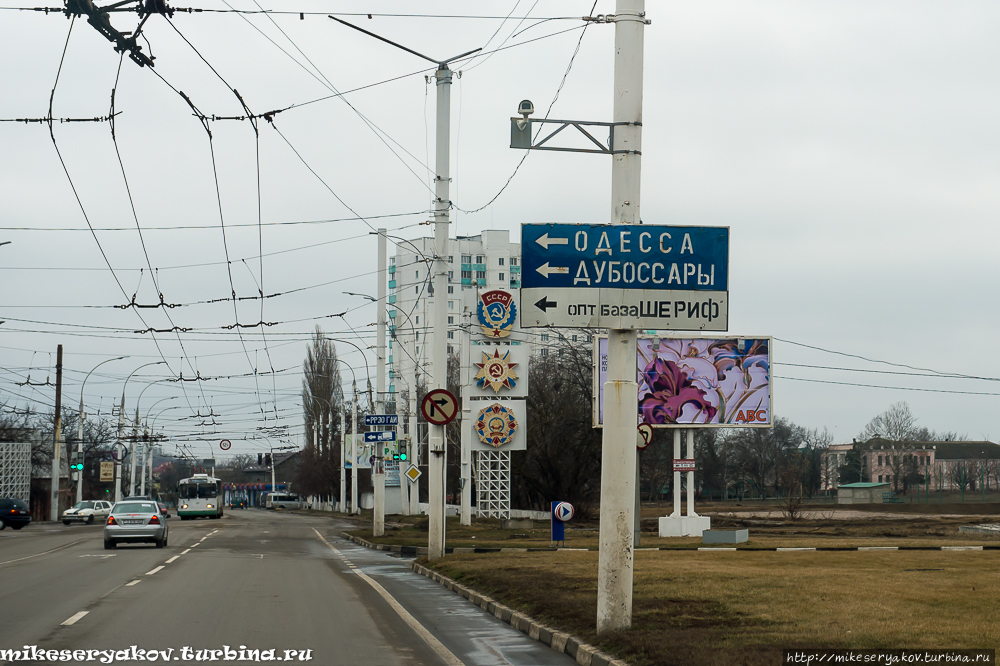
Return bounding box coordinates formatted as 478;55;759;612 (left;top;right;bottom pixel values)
535;233;568;250
534;296;558;312
535;262;569;278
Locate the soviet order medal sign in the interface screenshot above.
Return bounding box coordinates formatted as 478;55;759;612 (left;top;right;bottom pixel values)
477;290;516;338
475;403;519;448
474;349;519;394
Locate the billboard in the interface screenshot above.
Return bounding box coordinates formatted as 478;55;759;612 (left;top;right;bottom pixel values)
593;336;771;428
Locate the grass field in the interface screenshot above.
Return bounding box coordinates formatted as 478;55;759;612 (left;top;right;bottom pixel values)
424;549;1000;666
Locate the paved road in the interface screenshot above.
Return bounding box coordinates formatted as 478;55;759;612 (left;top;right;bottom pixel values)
0;510;575;666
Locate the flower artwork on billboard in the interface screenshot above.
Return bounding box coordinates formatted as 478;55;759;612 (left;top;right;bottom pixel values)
595;337;771;427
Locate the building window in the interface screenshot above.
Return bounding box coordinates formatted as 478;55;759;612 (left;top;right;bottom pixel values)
571;335;577;342
447;345;454;354
476;271;486;280
878;475;883;482
447;316;454;324
415;286;419;294
540;348;549;357
448;270;454;279
510;258;518;266
499;272;504;281
416;271;419;279
498;257;505;266
416;346;419;355
415;332;419;340
476;255;484;263
447;286;454;294
447;331;454;339
416;316;419;324
878;455;883;466
448;255;453;262
461;270;472;279
540;333;549;342
462;254;472;263
448;300;454;309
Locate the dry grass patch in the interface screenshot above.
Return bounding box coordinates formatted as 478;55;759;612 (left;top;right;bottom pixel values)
426;549;1000;666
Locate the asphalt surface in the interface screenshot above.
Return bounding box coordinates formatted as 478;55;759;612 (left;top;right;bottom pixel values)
0;510;575;666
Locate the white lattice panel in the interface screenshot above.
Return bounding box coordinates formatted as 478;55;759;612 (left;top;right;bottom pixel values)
0;442;31;501
475;449;510;519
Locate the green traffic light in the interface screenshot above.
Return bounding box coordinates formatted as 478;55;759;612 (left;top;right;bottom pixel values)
400;453;407;461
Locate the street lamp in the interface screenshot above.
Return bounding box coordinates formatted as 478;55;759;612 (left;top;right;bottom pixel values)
115;361;166;501
76;356;127;504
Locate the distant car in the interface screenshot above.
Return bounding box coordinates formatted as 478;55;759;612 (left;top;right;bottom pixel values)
229;498;246;509
62;500;112;525
157;502;170;519
0;498;31;530
104;500;169;549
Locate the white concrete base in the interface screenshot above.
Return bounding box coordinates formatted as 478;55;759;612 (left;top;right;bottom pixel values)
659;515;712;537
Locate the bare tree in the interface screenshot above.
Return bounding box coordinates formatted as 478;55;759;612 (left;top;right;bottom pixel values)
298;326;345;499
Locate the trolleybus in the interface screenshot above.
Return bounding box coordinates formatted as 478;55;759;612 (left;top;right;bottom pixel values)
177;474;224;520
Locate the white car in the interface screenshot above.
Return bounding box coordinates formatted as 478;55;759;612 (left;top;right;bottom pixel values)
62;500;112;525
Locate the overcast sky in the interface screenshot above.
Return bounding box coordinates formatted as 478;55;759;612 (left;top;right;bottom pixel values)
2;0;999;459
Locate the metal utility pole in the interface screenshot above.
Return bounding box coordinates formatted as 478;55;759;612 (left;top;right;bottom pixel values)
114;401;124;503
351;383;359;514
49;344;64;522
129;403;140;497
327;16;479;562
340;408;346;512
409;373;419;513
77;355;125;504
597;0;645;634
373;228;387;536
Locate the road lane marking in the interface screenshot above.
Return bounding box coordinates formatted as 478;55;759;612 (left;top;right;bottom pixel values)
61;611;89;626
190;543;198;547
165;556;179;563
126;580;141;586
181;549;191;554
146;566;165;575
0;539;88;567
312;529;463;666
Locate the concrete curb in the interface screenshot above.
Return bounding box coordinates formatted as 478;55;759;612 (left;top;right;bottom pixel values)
341;533;999;553
409;560;628;666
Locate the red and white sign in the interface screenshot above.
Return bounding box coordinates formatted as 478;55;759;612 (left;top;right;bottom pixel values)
673;459;696;472
637;424;653;450
553;502;575;522
220;439;232;451
421;388;459;426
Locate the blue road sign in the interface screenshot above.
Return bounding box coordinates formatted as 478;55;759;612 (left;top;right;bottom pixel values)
364;414;399;427
363;430;397;443
521;223;729;330
551;501;574;542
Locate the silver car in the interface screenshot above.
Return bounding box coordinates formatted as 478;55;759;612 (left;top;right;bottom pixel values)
104;501;168;549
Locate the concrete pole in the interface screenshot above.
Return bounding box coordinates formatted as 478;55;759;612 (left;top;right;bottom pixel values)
140;430;147;496
374;228;387;532
49;344;63;522
672;429;681;517
409;383;419;513
114;402;124;503
427;62;452;561
340;409;346;512
76;394;85;505
399;376;409;515
128;405;139;497
460;309;472;526
351;387;359;514
686;429;696;516
596;0;644;635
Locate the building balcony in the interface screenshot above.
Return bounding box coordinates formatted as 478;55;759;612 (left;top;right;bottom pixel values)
388;280;396;289
388;265;396;274
461;278;472;285
473;263;486;271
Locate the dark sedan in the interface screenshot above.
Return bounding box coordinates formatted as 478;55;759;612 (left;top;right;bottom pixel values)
0;497;31;530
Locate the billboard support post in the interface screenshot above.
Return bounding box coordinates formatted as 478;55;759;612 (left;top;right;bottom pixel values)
672;430;681;518
686;429;696;517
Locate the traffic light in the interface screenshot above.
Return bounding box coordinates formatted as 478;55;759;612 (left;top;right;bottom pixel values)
399;452;408;462
69;452;84;472
392;453;400;461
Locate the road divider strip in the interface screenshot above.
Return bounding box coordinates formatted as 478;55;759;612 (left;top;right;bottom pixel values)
313;529;464;666
343;534;1000;554
126;580;141;587
181;549;191;554
145;566;164;575
410;561;627;666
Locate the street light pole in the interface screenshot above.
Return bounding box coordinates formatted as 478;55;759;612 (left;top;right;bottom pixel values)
597;0;645;634
76;356;126;504
116;361;165;502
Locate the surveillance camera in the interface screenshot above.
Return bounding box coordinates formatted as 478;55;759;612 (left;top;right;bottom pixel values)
518;99;534;117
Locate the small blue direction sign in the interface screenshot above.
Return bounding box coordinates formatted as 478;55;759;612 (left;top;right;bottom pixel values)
364;414;399;427
363;431;397;443
521;223;729;330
